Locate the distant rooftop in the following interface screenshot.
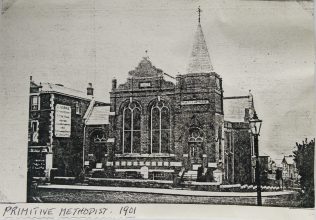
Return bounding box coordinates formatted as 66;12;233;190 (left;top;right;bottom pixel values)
283;155;295;165
259;151;270;157
274;159;283;168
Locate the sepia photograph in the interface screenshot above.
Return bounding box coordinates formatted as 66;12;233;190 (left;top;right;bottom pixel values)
0;0;315;219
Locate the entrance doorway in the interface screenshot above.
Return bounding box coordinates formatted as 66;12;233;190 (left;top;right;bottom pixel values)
188;128;205;168
90;130;107;166
189;142;203;164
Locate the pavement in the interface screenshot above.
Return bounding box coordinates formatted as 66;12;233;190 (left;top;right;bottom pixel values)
38;184;296;197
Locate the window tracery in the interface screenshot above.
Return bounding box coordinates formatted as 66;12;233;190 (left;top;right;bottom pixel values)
150;100;171;153
122;101;141;153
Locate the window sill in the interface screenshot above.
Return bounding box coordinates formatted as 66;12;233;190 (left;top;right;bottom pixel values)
115;153;175;158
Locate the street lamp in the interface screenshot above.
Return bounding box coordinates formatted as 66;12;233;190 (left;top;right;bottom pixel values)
249;111;263;206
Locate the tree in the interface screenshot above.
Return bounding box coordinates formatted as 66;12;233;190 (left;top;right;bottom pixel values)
293;138;315;207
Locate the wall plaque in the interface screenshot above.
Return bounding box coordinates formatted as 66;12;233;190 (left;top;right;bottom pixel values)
181;100;209;105
139;82;152;88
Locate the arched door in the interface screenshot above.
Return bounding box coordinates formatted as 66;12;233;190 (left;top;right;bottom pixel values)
90;130;107;163
188;128;204;165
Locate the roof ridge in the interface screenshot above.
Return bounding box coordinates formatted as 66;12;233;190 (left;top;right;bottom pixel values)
42;82;85;93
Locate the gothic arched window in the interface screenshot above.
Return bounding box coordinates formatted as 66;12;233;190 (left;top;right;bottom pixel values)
150;100;171;153
122;101;141;153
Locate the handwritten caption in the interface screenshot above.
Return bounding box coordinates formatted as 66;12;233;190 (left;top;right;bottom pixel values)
2;205;137;218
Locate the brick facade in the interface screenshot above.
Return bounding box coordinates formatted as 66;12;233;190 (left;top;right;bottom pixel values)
28;81;92;177
99;57;226;179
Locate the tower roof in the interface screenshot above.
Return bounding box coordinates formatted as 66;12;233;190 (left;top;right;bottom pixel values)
187;23;214;74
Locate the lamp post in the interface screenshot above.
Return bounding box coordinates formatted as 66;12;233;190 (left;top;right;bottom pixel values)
249;111;263;206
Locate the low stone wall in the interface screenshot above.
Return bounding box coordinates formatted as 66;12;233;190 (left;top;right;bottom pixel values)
88;178;174;189
48;176;283;193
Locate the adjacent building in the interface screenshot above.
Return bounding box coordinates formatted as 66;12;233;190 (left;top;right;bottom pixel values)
82;99;111;170
223;95;255;183
28;79;104;178
282;155;298;180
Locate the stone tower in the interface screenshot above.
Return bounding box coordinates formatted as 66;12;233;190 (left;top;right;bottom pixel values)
174;17;224;171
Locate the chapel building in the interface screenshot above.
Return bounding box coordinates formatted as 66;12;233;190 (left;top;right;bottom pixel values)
83;19;256;183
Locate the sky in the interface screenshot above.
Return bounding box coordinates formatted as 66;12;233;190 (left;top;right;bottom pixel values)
0;1;314;199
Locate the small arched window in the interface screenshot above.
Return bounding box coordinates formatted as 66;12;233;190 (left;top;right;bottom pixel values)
122;101;141;153
150;100;171;153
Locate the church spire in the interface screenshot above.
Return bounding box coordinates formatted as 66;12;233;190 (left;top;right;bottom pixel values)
187;7;214;74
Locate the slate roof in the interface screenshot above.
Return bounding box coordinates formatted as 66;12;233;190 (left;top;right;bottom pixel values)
30;81;40;88
223;95;254;123
187;23;213;74
85;104;110;125
40;82;90;100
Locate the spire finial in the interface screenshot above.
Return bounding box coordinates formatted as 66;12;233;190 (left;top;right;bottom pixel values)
197;6;202;23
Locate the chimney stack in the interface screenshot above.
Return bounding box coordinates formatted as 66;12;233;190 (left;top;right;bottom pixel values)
112;78;117;90
87;83;94;98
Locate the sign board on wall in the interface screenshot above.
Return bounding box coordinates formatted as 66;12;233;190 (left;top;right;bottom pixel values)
55;104;71;137
180;100;209;105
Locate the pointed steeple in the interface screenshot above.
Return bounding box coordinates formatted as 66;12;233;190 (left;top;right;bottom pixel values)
187;8;213;74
